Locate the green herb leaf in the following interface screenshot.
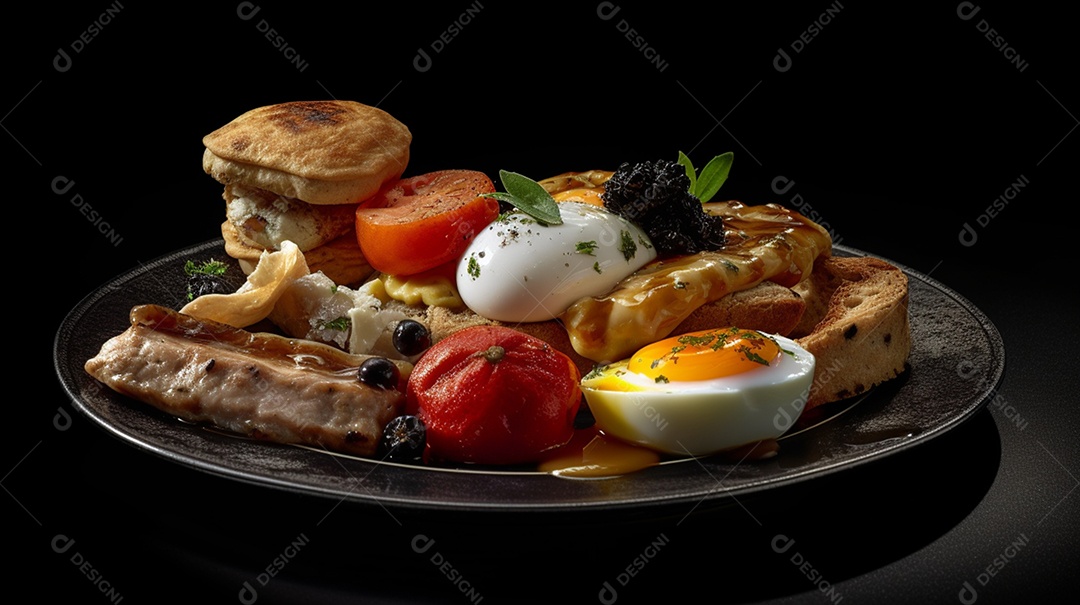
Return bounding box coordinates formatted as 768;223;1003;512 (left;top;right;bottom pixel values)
483;170;563;226
677;151;734;203
694;152;733;203
184;258;228;277
320;316;351;332
576;240;598;255
738;346;770;366
618;229;638;261
482;192;519;205
467;254;481;279
677;151;697;194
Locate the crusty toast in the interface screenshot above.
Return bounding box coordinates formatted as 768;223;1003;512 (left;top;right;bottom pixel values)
791;256;911;409
222;220;374;287
669;280;806;340
387;279;809;377
390;255;911;409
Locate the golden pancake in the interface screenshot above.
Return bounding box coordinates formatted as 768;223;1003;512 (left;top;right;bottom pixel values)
202;100;411;205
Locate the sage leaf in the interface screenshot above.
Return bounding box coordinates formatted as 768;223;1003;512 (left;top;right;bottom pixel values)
488;169;563;225
694;152;733;203
677;150;697;195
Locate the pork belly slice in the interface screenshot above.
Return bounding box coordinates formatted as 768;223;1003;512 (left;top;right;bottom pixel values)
84;304;409;456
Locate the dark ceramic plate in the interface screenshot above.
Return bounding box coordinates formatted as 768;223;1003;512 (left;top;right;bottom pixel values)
54;241;1004;514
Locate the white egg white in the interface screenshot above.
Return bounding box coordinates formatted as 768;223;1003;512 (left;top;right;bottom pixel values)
456;202;656;322
580;332;815;456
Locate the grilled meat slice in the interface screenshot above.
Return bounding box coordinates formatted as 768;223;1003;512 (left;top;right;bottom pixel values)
84;304;409;456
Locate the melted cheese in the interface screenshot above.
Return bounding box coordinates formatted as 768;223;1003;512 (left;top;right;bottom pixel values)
180;240;309;328
559;201;832;363
380;263;465;309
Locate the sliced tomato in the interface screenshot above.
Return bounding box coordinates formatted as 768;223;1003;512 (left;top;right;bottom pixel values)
355;170;499;276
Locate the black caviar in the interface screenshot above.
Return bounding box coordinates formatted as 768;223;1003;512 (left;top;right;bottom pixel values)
601;159;726;256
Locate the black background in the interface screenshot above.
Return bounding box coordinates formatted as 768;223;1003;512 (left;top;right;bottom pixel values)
8;2;1077;603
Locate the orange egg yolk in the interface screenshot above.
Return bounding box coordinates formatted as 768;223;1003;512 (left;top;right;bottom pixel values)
626;328;782;383
551;187;605;206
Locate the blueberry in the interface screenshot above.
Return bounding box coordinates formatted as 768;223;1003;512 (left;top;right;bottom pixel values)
379;415;426;463
393;320;432;357
357;357;400;390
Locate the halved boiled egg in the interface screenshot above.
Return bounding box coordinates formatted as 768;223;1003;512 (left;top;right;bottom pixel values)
580;327;815;456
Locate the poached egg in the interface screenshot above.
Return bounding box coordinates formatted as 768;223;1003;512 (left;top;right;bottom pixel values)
456;202;656;323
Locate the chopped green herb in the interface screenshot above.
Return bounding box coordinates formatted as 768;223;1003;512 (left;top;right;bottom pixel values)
576;240;598;255
184;258;231;301
738;347;770;365
593;261;602;274
583;365;605;381
321;316;350;332
618;230;637;261
642;328;781;369
677;331;717;347
184;259;228;277
467;254;481;279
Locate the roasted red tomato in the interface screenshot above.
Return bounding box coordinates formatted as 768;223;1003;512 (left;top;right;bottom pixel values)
354;170;499;276
405;326;583;465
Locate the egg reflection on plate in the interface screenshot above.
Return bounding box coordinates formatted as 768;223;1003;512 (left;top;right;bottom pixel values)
580;327;815;456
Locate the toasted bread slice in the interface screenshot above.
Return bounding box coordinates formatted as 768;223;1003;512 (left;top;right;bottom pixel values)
670;280;806;339
389;280;809;377
791;256;911;409
222;221;374;287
